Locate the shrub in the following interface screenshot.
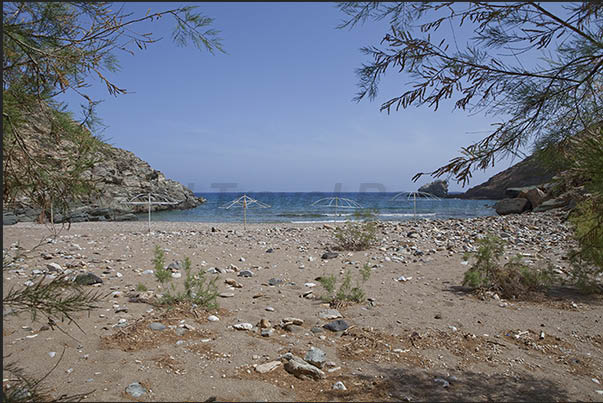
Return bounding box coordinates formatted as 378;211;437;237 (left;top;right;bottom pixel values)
153;245;170;284
152;252;219;309
334;210;378;251
463;234;557;299
136;283;148;292
319;263;372;304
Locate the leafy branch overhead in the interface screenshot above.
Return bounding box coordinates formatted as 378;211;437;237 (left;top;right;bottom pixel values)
338;2;603;185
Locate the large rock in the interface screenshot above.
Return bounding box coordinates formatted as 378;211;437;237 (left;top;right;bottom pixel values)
494;198;531;215
3;213;18;225
460;155;556;200
533;197;569;212
519;188;546;209
281;353;326;380
418;180;448;198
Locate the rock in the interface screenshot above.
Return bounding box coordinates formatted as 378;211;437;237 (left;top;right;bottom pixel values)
284;324;303;333
305;347;327;368
459;155;555;200
74;273;103;285
311;326;324;334
265;248;274;253
114;214;138;221
46;263;63;272
255;361;282;374
143;269;154;275
258;319;271;329
281;353;326;380
319;309;342;320
208;315;220;322
321;252;338;260
506;185;540;198
418;180;448;198
268;278;283;286
261;328;274;337
323;320;349;332
3;213;18;225
282;317;304;326
125;382;147;398
167;261;182;271
265;306;275;312
233;323;254;331
225;278;243;288
519;187;546;208
494;198;531;215
238;270;254;278
434;377;450;388
332;381;347;391
219;293;235;298
149;322;166;331
407;231;420;238
533;197;569;212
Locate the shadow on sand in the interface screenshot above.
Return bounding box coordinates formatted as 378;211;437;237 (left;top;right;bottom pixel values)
319;366;570;402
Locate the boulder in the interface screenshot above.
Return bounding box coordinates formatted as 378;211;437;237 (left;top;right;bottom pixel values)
74;273;103;285
533;197;569;212
418;180;448;198
494;198;531;215
3;213;18;225
506;185;540;198
304;347;327;368
281;353;326;380
519;188;547;209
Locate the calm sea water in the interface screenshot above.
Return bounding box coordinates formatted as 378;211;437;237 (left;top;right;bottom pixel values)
144;192;496;223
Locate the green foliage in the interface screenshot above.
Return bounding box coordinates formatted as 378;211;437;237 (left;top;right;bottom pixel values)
337;2;602;186
463;235;557;299
319;263;372;304
136;283;148;292
334;211;378;251
2;2;222;215
151;248;219;309
153;246;170;284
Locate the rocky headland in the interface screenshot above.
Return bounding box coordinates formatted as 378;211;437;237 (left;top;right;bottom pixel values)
3;107;203;225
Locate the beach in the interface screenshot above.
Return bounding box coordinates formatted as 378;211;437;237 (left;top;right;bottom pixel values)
3;211;602;401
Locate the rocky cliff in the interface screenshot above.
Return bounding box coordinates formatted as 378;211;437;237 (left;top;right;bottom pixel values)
3;105;204;224
459;156;555;200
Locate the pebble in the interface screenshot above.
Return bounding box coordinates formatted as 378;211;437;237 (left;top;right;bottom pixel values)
305;347;327;368
333;381;347;391
268;278;284;286
321;252;338;260
149;322;166;331
219;293;235;298
233;323;254;331
48;352;56;358
434;377;450;388
323;320;349;332
46;263;62;272
208;315;220;322
238;270;254;278
255;361;281;374
125;382;147;398
265;306;275;312
319;309;342;320
304;282;316;288
261;329;274;337
143;269;154;275
74;273;103;286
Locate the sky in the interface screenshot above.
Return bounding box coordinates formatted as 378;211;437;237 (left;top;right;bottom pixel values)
58;2;537;193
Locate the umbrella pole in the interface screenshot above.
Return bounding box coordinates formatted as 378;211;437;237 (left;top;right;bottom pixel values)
243;196;247;228
148;193;151;232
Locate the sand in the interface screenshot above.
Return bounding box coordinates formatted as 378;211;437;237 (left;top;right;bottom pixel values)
3;211;603;401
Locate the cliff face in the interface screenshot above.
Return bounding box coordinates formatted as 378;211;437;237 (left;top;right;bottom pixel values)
459;156;556;200
3;105;203;224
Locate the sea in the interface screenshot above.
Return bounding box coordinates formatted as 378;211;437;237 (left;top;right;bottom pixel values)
144;192;497;223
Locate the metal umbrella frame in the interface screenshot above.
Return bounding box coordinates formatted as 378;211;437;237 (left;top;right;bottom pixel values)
391;191;441;217
219;194;271;227
310;196;363;218
121;193;182;232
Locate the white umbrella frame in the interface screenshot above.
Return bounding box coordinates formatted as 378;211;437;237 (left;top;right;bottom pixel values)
310;196;363;217
390;191;441;217
121;193;182;232
219;194;271;227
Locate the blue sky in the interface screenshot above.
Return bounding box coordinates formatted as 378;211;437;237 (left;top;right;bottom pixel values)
59;2;532;193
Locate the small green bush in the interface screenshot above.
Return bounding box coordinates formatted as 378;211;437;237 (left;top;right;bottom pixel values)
135;283;148;292
151;249;218;309
153;245;170;284
319;263;371;304
463;234;557;299
334;210;378;251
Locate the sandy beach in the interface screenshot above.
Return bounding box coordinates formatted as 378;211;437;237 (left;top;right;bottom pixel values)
3;211;603;401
